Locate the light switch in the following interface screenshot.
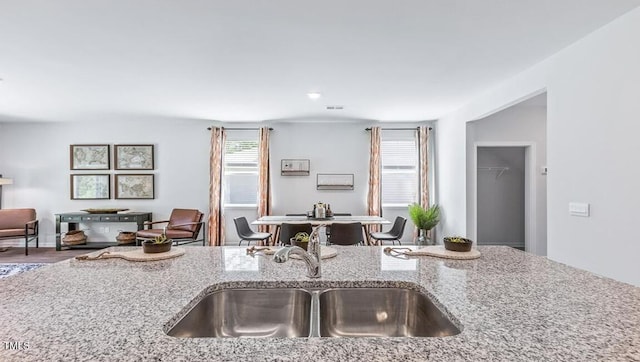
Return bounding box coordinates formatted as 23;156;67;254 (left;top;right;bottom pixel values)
569;202;590;217
541;166;548;175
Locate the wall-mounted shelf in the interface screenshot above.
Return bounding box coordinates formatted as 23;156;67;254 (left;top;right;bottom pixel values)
281;159;310;176
317;173;354;190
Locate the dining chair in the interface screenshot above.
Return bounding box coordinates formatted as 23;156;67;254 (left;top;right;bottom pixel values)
233;217;271;246
279;223;313;245
325;213;351;243
369;216;407;245
326;222;364;246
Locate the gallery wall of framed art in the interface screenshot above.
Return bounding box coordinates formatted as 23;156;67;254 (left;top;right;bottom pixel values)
69;144;155;200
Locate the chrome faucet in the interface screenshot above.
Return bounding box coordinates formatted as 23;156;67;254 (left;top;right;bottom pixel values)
273;224;324;278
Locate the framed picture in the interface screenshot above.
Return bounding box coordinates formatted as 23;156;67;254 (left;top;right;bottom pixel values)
281;159;310;176
115;174;154;199
317;173;354;190
70;144;110;170
70;174;111;200
114;144;154;170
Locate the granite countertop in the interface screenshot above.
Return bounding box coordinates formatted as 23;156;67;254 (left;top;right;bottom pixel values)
1;246;639;361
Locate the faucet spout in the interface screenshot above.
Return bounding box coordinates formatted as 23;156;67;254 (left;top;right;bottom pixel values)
273;224;324;278
274;246;320;278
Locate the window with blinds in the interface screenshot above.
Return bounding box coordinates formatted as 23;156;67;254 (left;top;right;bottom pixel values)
223;132;259;206
381;131;418;207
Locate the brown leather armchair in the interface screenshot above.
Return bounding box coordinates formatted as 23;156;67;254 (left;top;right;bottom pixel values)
0;208;39;255
136;209;206;246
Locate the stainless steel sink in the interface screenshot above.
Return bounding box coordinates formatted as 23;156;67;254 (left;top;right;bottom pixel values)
318;287;461;337
167;286;460;338
167;288;312;338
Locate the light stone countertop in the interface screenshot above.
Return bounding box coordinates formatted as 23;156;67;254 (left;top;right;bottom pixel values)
1;246;639;361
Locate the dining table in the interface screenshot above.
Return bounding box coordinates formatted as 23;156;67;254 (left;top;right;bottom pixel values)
251;215;390;246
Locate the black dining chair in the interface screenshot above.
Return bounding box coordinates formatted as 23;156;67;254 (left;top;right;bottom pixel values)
233;217;271;246
369;216;407;245
326;222;364;246
325;213;351;243
279;223;313;245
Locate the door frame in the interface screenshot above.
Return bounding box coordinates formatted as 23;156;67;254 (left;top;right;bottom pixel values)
471;142;537;253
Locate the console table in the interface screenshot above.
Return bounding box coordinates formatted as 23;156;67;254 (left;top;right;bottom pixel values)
55;212;152;251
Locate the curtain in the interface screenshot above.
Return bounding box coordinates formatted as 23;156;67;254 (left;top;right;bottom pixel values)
418;126;430;208
367;126;382;234
417;126;431;241
208;127;226;246
257;127;271;234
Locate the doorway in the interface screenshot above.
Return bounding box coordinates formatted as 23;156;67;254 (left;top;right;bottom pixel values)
476;146;526;249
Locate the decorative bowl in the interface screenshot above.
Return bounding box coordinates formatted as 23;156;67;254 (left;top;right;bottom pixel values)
290;237;309;250
142;240;172;253
443;237;473;252
82;208;129;214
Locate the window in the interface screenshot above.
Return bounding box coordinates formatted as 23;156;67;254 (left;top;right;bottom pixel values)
381;131;418;207
223;131;259;206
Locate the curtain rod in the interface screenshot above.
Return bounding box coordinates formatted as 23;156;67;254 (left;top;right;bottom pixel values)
365;127;432;131
206;127;274;131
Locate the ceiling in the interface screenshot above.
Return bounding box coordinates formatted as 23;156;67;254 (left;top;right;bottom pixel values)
1;0;639;123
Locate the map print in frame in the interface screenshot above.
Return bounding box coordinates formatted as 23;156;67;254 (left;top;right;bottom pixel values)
115;144;154;170
70;145;110;170
70;174;110;200
115;174;154;199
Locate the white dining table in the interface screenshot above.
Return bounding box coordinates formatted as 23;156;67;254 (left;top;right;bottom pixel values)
252;215;390;245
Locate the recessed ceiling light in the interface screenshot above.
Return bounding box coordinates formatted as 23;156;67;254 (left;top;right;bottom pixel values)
307;92;322;100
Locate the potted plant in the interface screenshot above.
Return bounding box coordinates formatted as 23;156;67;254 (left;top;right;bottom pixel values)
290;232;310;250
142;234;172;254
408;203;440;245
443;236;473;252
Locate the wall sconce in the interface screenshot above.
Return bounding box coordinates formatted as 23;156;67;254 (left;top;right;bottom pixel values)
0;175;14;209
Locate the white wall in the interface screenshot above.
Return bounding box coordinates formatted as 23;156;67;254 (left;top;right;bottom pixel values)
466;103;547;255
270;122;369;216
435;117;468;241
437;7;640;285
0;119;211;245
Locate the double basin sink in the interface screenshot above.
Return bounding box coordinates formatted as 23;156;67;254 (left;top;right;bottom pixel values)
167;286;461;338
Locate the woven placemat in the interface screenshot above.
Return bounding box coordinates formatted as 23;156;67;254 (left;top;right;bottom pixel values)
385;245;481;260
75;247;185;262
408;245;480;259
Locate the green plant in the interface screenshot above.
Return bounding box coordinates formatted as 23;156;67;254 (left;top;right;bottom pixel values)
408;203;440;231
293;232;310;242
444;236;467;243
152;234;168;244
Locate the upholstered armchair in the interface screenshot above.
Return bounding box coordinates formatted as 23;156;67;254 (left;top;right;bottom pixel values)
0;208;39;255
136;208;206;246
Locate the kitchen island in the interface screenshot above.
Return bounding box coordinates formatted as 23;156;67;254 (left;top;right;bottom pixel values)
1;246;639;361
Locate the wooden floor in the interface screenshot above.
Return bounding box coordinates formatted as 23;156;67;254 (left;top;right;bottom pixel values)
0;247;89;263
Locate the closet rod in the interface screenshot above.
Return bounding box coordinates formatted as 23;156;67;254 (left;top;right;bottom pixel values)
477;166;509;170
478;166;510;178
